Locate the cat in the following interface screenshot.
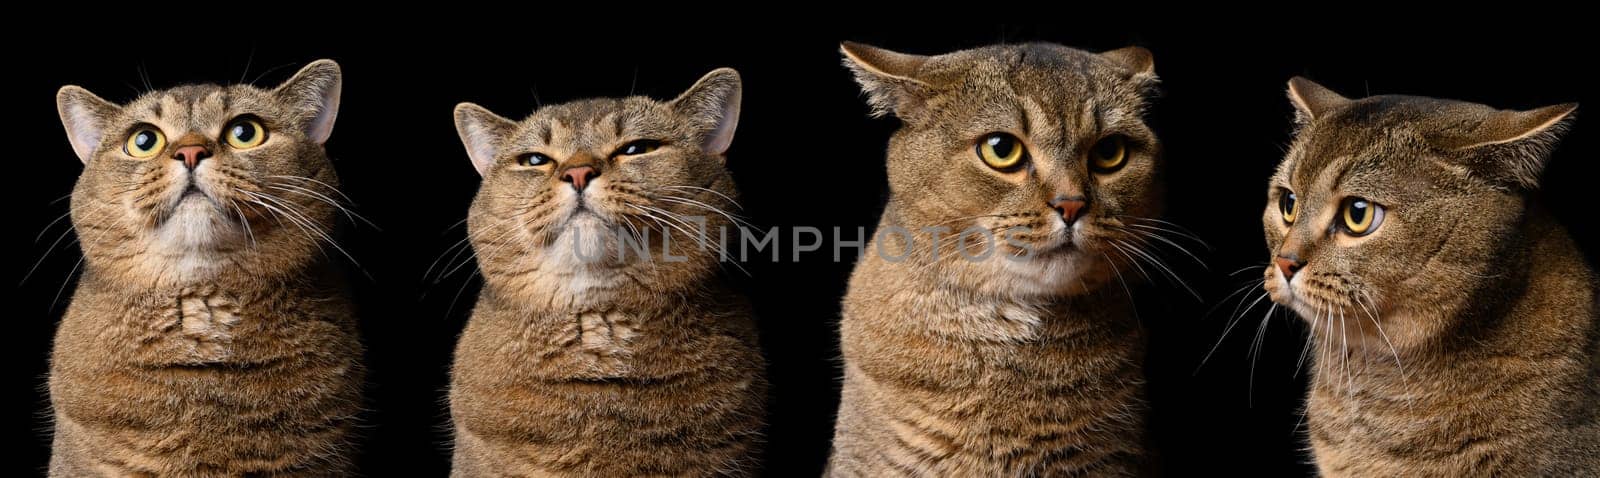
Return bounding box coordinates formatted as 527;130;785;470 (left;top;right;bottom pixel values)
1263;77;1600;475
827;42;1167;476
48;60;365;476
447;68;767;476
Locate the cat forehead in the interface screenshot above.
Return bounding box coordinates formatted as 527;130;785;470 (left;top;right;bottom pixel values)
937;44;1138;94
122;84;278;120
1285;98;1483;192
511;97;663;142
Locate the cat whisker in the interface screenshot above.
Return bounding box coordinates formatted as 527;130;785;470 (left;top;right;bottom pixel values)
243;190;369;280
660;185;743;211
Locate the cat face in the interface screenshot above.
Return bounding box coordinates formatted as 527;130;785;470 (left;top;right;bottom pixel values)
1263;77;1575;349
454;69;741;306
842;42;1163;297
56;60;343;287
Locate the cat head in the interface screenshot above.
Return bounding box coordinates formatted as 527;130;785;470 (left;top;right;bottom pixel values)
1263;77;1576;349
57;60;344;287
454;68;741;307
842;42;1163;297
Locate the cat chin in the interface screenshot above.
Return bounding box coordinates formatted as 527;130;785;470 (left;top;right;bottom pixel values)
152;198;248;251
981;248;1106;297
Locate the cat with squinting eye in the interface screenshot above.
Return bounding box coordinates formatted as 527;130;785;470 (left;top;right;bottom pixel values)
48;60;364;476
1264;77;1599;475
447;68;766;476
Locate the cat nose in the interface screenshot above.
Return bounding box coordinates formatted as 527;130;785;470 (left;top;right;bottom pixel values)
172;145;212;170
1049;196;1089;226
560;166;599;191
1274;255;1306;281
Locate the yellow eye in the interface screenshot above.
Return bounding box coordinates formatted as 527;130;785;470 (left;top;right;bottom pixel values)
616;140;661;157
124;126;166;158
1341;197;1384;236
1279;189;1298;224
224;117;268;149
977;133;1027;170
1089;135;1128;173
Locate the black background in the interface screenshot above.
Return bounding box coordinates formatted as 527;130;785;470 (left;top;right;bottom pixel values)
10;20;1594;476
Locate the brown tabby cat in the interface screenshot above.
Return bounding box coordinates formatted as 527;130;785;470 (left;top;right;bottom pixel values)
48;60;364;476
828;42;1165;476
448;68;767;476
1264;77;1600;475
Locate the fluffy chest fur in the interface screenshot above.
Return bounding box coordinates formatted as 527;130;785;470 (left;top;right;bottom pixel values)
828;253;1148;477
449;291;767;477
49;274;363;477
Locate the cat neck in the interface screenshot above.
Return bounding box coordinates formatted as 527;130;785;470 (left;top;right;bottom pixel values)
79;255;333;297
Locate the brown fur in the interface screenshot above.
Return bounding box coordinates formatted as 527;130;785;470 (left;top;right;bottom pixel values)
1263;77;1600;475
448;69;767;476
48;61;364;476
828;42;1165;476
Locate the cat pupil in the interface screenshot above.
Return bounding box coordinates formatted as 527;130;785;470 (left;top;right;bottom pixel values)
233;124;254;141
1095;138;1116;157
135;132;153;149
1349;201;1367;222
989;136;1014;157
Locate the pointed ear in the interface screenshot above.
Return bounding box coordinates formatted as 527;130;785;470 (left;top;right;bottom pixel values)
453;102;516;176
1099;46;1155;76
1099;46;1158;98
840;41;934;120
56;85;118;164
272;59;342;144
1287;77;1350;124
670;68;742;156
1439;103;1577;189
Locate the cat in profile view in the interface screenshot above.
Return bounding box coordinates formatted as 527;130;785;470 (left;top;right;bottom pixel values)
1262;77;1599;476
827;41;1172;476
48;60;365;476
447;68;767;476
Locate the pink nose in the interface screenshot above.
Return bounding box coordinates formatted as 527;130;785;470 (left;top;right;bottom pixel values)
173;145;211;170
561;166;598;191
1050;196;1088;225
1275;256;1304;281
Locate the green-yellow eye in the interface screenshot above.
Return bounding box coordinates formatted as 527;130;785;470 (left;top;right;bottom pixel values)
977;133;1026;170
124;126;166;158
1280;189;1298;224
1341;197;1384;236
616;140;661;157
1089;135;1128;173
225;117;267;149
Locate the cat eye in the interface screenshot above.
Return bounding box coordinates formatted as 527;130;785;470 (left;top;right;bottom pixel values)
1339;197;1385;236
224;117;268;149
518;153;552;167
1088;135;1129;173
124;126;166;159
616;140;662;157
1279;189;1299;224
977;133;1027;171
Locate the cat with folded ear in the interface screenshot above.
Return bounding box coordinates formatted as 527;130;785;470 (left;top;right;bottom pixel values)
447;68;767;476
1263;77;1599;476
48;60;365;476
827;42;1167;476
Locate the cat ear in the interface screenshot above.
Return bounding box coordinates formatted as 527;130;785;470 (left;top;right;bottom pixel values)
1287;77;1350;124
272;59;342;144
840;41;934;120
56;86;119;164
1100;46;1158;98
669;68;742;156
1438;103;1577;189
1099;46;1156;76
454;102;516;176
